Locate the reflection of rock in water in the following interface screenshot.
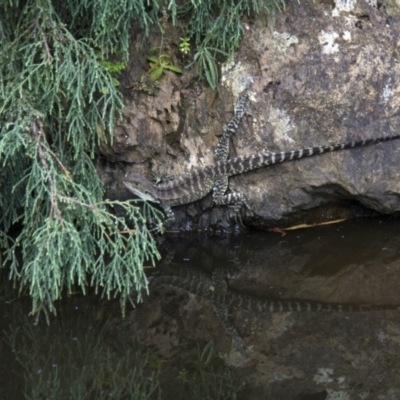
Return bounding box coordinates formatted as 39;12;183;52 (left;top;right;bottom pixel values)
122;220;400;399
152;262;400;364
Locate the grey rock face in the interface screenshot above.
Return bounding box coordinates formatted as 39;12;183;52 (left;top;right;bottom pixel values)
100;0;400;232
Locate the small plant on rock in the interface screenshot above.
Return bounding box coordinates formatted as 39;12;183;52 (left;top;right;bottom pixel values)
147;50;182;80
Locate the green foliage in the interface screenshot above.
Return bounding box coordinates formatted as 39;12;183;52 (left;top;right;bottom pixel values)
169;0;287;88
96;51;127;88
99;59;127;75
54;0;161;61
179;37;191;55
147;50;183;80
0;0;288;317
0;0;163;319
189;46;229;91
176;0;286;53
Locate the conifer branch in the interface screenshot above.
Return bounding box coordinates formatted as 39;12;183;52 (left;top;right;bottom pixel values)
0;0;286;319
0;0;164;319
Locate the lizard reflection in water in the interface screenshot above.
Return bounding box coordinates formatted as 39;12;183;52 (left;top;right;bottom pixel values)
151;251;400;356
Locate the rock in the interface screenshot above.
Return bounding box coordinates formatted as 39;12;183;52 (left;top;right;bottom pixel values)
100;1;400;232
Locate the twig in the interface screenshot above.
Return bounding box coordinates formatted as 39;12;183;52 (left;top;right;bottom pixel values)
34;17;53;64
41;142;72;180
56;194;96;211
32;117;64;223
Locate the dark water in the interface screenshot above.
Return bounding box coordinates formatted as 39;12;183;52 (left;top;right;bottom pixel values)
2;218;400;399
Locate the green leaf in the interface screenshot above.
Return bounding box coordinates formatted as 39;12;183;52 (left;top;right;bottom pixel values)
164;64;182;73
205;69;217;90
147;55;160;63
149;66;164;80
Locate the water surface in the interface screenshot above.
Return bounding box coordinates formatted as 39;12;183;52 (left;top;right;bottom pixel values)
2;218;400;399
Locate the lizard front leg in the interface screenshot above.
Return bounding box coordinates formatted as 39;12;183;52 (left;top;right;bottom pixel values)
211;85;252;229
161;203;176;227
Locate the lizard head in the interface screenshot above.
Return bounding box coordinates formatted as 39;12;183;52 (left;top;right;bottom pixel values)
123;174;160;204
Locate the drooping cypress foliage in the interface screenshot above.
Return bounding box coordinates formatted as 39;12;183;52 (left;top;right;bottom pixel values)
0;0;164;319
178;0;286;54
0;0;286;319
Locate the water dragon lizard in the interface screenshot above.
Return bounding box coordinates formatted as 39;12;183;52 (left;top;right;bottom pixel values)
123;88;400;227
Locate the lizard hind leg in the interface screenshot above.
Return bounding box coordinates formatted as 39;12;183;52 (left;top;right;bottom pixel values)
212;181;250;231
215;183;250;208
214;191;250;209
212;175;250;209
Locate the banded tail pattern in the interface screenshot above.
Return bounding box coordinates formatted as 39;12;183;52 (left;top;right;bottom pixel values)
212;134;400;178
124;132;400;226
154;134;400;200
155;275;400;313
